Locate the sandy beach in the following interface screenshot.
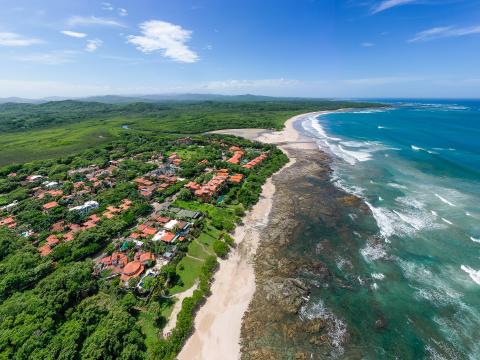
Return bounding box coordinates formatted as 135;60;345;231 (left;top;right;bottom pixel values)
178;111;323;360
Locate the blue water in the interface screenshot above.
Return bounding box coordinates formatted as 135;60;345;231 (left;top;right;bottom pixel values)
302;100;480;358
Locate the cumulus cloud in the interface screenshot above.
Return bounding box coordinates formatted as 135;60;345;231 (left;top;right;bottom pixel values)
101;2;114;11
0;32;43;46
372;0;416;14
408;25;480;42
85;39;103;52
67;15;124;27
118;8;128;17
14;50;77;65
127;20;198;63
61;30;87;38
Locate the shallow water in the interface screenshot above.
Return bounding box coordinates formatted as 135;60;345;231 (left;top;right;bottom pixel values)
299;100;480;359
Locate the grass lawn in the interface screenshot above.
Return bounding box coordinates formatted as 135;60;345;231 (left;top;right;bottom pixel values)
170;255;204;295
172;200;238;225
169;225;221;294
137;301;174;352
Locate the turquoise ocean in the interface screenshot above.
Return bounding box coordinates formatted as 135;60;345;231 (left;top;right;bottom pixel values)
300;100;480;359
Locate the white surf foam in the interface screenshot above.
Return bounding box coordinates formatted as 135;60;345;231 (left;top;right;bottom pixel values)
331;173;365;197
371;273;385;280
470;236;480;244
441;218;453;225
393;210;424;230
361;241;388;262
411;145;424;151
434;193;456;207
338;144;372;163
461;265;480;285
299;300;347;357
388;182;408;190
365;201;396;239
307;116;341;141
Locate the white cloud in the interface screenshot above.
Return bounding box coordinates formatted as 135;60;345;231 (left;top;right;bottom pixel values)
127;20;198;63
201;78;301;90
409;25;480;42
67;15;124;27
0;32;43;46
102;2;114;11
361;42;374;47
61;30;87;38
342;76;421;86
118;8;128;17
14;50;78;65
85;39;103;52
372;0;416;14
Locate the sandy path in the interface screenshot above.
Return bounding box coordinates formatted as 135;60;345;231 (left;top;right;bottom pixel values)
163;283;199;337
178;111;326;360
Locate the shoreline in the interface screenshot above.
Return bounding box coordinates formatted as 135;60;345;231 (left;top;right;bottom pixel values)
179;111;328;359
178;177;275;360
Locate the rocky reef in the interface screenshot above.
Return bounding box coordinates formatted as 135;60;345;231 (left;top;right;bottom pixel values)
240;147;373;359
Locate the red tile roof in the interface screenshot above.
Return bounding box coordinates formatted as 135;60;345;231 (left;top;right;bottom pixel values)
161;231;176;243
51;221;65;232
46;234;60;246
227;150;244;164
229;173;244;184
39;244;51;256
63;232;74;242
43;201;58;210
120;261;144;282
134;178;153;186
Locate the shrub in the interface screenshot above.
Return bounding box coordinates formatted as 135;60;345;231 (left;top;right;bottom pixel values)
212;239;228;258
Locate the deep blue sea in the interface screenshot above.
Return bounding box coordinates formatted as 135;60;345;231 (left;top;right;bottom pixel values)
301;100;480;358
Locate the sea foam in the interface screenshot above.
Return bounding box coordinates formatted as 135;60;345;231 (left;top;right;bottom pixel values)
461;265;480;285
470;236;480;244
434;193;456;207
299;300;347;357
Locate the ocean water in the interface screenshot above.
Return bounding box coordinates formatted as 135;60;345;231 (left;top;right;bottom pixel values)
301;100;480;359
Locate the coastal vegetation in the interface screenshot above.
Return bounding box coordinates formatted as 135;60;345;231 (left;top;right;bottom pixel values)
0;129;290;359
0;98;376;359
0;99;380;166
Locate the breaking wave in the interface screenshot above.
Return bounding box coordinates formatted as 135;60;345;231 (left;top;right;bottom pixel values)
461;265;480;285
299;300;347;357
434;193;456;207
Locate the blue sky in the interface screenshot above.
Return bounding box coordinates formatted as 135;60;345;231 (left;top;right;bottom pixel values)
0;0;479;98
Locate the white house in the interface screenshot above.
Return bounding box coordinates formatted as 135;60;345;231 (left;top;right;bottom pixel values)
69;200;99;215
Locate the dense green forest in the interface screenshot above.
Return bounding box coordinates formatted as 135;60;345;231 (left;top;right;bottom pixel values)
0;99;381;166
0;131;289;359
0;99;381;133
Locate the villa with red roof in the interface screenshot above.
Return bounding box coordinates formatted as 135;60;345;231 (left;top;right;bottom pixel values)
43;201;58;211
120;261;145;282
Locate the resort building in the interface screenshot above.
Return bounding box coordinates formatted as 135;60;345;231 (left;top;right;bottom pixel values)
43;201;59;211
242;153;268;169
0;216;16;229
227;150;244;164
120;261;145;283
69;200;99;215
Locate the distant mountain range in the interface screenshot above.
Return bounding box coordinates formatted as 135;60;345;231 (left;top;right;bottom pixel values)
0;93;325;105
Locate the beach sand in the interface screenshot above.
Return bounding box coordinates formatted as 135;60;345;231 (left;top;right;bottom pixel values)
178;111;325;360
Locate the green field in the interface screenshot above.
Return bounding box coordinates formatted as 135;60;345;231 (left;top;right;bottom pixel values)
0;99;382;166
